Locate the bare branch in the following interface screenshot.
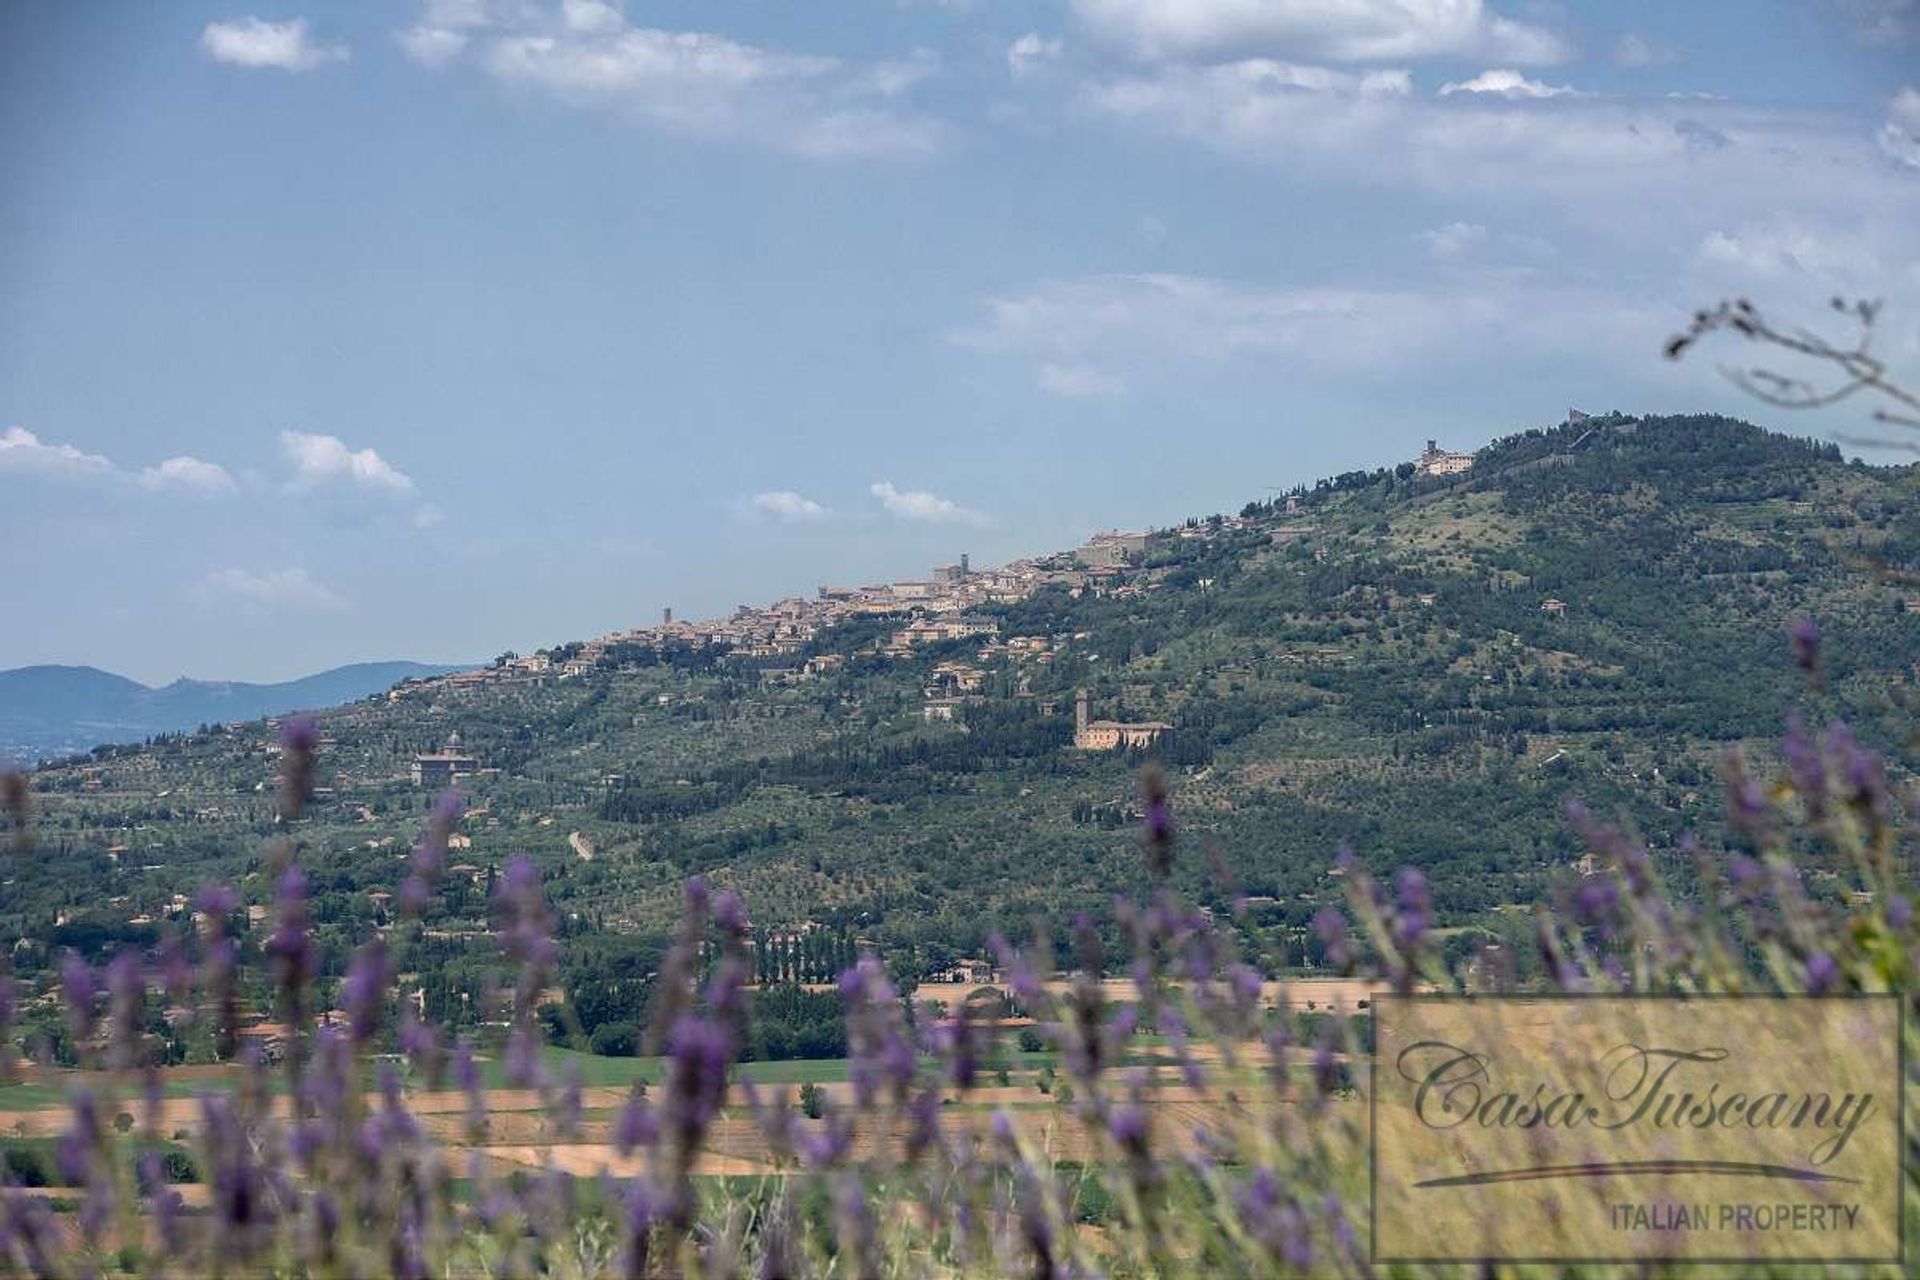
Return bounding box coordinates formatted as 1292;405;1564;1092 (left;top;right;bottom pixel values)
1667;297;1920;434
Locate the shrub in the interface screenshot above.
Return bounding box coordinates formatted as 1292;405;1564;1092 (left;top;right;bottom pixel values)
1;1144;52;1188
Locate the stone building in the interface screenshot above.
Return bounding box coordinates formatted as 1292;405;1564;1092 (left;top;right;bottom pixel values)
1073;689;1171;751
412;732;477;787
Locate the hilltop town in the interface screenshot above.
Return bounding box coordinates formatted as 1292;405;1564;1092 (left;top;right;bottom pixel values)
392;432;1499;758
427;529;1168;688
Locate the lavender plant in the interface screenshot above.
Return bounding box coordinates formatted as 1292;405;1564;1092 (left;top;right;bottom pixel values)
0;621;1913;1278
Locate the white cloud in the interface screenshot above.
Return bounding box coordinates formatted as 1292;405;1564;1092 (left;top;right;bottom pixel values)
1078;57;1920;252
0;427;114;479
195;568;348;614
1037;361;1127;398
280;431;415;496
397;0;490;66
1008;32;1065;77
398;25;470;66
200;17;348;71
748;490;828;521
1070;0;1567;64
956;271;1666;391
1439;69;1574;99
401;1;946;160
1418;220;1488;258
869;481;987;525
138;456;238;495
1880;87;1920;169
1694;221;1899;294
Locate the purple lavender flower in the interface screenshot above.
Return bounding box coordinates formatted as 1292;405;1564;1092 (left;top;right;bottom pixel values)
277;714;318;819
1573;880;1620;929
61;954;96;1045
1787;616;1820;673
1393;866;1432;952
278;714;318;755
1;768;28;850
1782;716;1826;812
664;1014;731;1140
714;890;749;937
340;937;391;1045
1108;1103;1149;1156
621;1177;660;1280
1804;951;1841;995
398;789;463;916
105;951;145;1069
1139;764;1174;877
1727;769;1770;838
832;1171;878;1275
56;1088;102;1185
989;935;1045;1009
558;1059;584;1139
931;1012;978;1089
268;865;315;1004
196;883;238;920
905;1087;942;1162
615;1094;658;1156
804;1110;854;1169
1235;1165;1283;1251
495;857;558;971
1311;907;1353;972
503;1023;544;1089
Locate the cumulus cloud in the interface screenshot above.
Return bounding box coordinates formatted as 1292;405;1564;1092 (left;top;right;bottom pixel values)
200;17;348;71
138;456;239;495
195;567;348;614
1439;69;1575;99
747;490;828;521
399;0;945;159
1008;32;1065;77
869;481;987;525
0;426;114;479
1070;0;1567;64
1880;87;1920;169
281;431;415;496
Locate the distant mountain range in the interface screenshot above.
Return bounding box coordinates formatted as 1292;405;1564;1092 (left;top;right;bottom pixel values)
0;661;469;763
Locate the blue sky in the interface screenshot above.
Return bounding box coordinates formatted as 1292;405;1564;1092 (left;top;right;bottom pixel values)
1;1;1916;683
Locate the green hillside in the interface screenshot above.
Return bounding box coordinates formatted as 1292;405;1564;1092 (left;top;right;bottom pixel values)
9;412;1918;1037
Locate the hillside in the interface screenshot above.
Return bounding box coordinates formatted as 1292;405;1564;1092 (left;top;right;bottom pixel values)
8;412;1919;1014
0;661;468;763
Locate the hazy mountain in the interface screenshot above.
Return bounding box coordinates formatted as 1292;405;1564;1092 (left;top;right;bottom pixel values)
0;661;469;762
